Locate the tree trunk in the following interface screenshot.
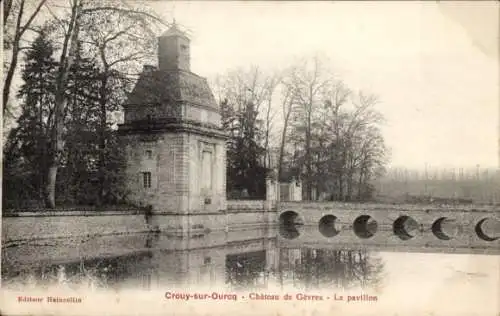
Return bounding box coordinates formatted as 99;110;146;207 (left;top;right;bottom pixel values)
4;0;47;118
38;71;46;200
3;0;13;26
2;0;23;117
277;114;290;181
98;71;109;205
305;112;312;200
3;37;20;117
44;0;81;208
357;167;364;199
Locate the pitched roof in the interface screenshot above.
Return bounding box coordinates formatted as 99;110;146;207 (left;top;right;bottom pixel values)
160;21;189;40
125;69;218;110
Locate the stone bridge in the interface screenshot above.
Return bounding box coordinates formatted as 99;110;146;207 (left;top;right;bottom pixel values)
3;23;500;279
3;199;499;276
276;202;500;255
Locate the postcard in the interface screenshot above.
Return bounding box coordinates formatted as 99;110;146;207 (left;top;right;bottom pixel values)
1;1;499;316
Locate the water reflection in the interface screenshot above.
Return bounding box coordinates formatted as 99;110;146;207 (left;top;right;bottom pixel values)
3;223;499;316
279;222;300;239
278;249;384;291
2;225;384;293
226;251;269;290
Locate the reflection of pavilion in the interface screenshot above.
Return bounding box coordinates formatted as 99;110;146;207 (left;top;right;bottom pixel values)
145;228;279;289
58;227;279;290
3;225;384;293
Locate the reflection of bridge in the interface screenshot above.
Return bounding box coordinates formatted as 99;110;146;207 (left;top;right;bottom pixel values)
277;202;500;255
2;23;500;278
2;198;499;279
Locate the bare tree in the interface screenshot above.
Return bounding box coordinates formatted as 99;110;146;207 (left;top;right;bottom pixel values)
260;74;279;169
3;0;14;27
42;0;166;207
277;74;294;181
281;56;388;201
318;89;387;201
3;0;47;119
287;56;334;200
215;66;278;197
78;2;160;204
216;66;278;150
45;0;82;208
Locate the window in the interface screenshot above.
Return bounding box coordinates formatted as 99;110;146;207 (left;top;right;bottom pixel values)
145;150;153;159
204;257;211;265
201;150;213;191
143;172;152;188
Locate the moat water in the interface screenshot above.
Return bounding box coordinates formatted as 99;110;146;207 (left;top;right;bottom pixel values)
2;225;499;315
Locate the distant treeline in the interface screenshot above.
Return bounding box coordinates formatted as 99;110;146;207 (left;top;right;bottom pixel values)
374;167;500;204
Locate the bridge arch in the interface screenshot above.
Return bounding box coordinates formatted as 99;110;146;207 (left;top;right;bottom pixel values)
393;215;419;240
475;218;500;241
279;210;303;226
318;215;341;238
353;215;378;239
431;217;459;240
278;210;304;240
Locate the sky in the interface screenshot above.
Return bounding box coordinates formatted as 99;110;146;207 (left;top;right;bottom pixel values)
3;1;499;170
146;1;499;170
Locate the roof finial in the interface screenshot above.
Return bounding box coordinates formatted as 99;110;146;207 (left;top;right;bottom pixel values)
172;2;177;28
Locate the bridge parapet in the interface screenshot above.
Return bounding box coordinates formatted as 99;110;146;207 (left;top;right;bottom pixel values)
227;200;266;211
279;201;498;212
278;201;500;255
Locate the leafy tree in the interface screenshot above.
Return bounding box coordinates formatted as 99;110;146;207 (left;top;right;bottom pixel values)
217;68;273;199
39;0;166;208
221;98;268;198
3;32;130;208
3;32;57;208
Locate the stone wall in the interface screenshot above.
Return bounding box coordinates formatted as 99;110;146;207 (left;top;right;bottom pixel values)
121;132;226;213
278;180;302;202
2;210;151;270
2;209;149;245
1;208;277;275
123;103;182;122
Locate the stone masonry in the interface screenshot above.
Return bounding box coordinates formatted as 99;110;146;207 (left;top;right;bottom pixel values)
118;22;228;216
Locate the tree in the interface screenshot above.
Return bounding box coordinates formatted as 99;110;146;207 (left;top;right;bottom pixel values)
277;66;300;182
216;67;275;198
3;0;47;119
3;29;133;208
59;48;101;205
281;56;388;201
42;0;82;208
77;4;159;204
40;0;166;208
3;31;57;207
286;56;334;200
